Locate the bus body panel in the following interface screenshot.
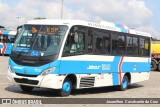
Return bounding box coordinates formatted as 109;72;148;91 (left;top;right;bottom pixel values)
8;58;63;89
60;55;150;86
60;55;150;74
4;43;13;54
130;72;150;84
8;54;150;89
7;70;44;87
9;58;46;75
7;20;151;94
7;71;63;89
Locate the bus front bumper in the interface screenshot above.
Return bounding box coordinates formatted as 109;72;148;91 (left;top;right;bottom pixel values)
7;70;64;89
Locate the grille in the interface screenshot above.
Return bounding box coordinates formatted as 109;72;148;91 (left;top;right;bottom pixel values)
80;77;95;88
14;78;39;85
15;73;38;77
12;59;48;66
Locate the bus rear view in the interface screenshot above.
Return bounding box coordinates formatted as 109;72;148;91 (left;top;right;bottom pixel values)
8;19;151;97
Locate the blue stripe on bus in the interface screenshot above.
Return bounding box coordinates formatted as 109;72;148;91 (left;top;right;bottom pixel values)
0;44;2;48
2;31;9;35
4;43;12;54
112;73;119;85
122;62;150;72
111;56;121;85
9;58;59;75
115;24;128;33
9;57;150;76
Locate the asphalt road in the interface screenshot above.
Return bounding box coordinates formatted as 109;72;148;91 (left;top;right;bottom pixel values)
0;56;160;107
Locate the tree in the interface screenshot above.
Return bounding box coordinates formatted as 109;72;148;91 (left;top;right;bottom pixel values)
34;17;46;20
152;37;160;41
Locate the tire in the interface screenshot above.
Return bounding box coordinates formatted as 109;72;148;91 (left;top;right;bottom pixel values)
151;60;157;71
0;50;1;56
158;63;160;71
59;78;72;97
119;76;129;91
20;85;34;92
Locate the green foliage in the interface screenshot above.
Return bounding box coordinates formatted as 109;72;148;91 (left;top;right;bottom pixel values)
34;17;46;20
152;37;160;41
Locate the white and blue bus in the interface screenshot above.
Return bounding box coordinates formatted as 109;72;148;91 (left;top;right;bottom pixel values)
8;19;151;96
0;30;16;55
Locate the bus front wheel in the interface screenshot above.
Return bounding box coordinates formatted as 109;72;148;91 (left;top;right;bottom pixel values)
119;76;129;91
59;78;72;97
20;85;34;92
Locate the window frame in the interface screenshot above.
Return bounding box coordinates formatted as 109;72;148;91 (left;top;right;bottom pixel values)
62;25;151;58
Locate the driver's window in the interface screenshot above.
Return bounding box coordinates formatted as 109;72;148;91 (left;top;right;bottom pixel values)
63;30;85;56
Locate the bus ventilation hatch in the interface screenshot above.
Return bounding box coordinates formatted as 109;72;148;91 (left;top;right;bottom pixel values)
80;77;95;88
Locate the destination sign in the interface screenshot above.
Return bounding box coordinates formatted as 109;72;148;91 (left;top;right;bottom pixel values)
31;26;59;34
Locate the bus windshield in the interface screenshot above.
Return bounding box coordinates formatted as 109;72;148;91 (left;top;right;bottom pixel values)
12;25;68;57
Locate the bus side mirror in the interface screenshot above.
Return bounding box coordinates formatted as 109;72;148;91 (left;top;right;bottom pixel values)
15;25;23;40
74;27;78;32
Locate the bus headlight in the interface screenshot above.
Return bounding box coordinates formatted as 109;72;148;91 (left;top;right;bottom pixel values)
40;67;56;76
8;66;14;73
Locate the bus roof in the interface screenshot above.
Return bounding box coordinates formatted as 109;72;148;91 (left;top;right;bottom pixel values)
26;19;151;37
8;30;17;35
1;30;17;35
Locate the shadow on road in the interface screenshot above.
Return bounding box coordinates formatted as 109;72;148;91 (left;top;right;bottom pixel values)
5;83;144;97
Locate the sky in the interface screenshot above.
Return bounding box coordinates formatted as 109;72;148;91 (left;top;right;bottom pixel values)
0;0;160;39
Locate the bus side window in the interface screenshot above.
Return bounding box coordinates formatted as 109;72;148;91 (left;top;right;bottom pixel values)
112;34;125;55
144;39;150;56
95;37;105;54
112;34;118;55
87;35;93;54
139;38;150;57
103;33;110;54
94;32;110;55
140;38;144;56
63;31;85;56
118;35;125;55
127;36;138;56
71;32;85;54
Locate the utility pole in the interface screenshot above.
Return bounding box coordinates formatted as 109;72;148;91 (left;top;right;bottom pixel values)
61;0;64;19
16;16;21;26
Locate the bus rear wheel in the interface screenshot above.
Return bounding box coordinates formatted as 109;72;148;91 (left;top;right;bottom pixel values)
59;78;72;97
119;76;129;91
20;85;34;92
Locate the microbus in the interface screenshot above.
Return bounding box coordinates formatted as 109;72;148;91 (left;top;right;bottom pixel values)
8;19;151;96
